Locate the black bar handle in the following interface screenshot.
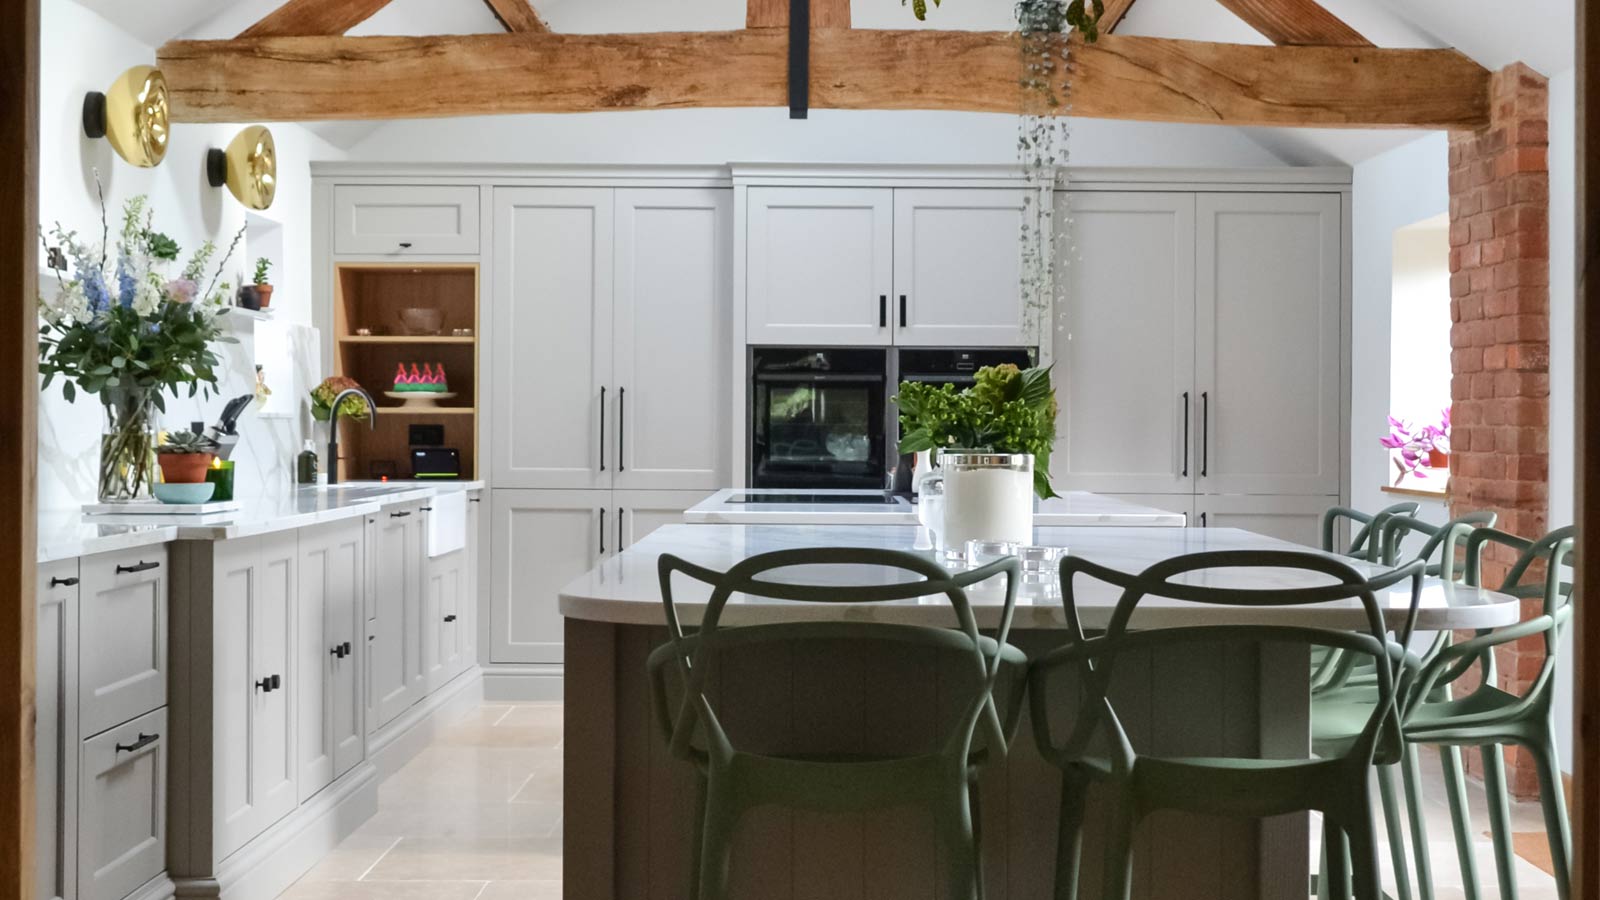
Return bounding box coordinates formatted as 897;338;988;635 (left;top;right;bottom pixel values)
1199;511;1208;528
420;507;433;512
879;295;887;328
115;560;159;574
617;507;623;552
899;295;908;328
1201;391;1209;478
115;732;160;755
1181;392;1190;478
599;507;606;556
599;386;607;472
390;510;412;519
469;498;481;503
50;576;79;587
443;614;457;623
618;387;626;472
398;241;413;249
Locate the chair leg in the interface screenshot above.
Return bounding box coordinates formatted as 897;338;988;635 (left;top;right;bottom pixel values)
1529;728;1573;900
1440;745;1483;900
1481;744;1520;900
1346;805;1385;900
688;775;708;900
1377;764;1416;900
1324;820;1353;900
1100;795;1138;900
969;776;987;900
1054;772;1088;900
1401;744;1436;900
696;782;737;900
936;783;980;900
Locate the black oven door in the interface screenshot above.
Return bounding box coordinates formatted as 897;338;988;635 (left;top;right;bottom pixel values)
750;350;888;489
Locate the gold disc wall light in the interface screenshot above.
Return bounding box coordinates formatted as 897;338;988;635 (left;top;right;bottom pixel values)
207;126;278;211
82;65;170;168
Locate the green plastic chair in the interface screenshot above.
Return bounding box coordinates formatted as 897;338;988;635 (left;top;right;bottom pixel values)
1030;549;1425;900
1400;526;1578;900
1312;503;1422;693
648;548;1026;900
1311;511;1496;900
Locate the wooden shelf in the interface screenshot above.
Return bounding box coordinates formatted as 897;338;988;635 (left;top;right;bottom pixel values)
338;335;476;345
374;406;475;415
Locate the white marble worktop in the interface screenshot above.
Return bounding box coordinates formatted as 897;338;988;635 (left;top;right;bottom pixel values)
684;488;1186;527
37;480;484;563
558;523;1522;632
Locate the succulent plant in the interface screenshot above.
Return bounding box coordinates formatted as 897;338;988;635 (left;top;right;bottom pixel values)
157;430;220;455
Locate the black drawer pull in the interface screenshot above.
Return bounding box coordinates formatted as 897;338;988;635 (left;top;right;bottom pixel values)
115;560;160;574
443;614;457;623
469;497;481;503
50;576;79;587
256;674;282;692
115;732;160;754
390;510;412;519
399;241;413;249
420;506;433;512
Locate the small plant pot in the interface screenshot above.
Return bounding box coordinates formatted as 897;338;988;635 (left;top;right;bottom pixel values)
158;452;216;484
1428;449;1450;470
255;283;274;308
237;285;261;311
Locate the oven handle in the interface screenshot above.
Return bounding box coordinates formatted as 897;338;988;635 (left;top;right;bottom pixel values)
753;373;886;384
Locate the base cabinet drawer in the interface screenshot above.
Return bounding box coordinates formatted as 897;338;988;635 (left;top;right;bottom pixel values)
80;548;168;737
79;708;166;900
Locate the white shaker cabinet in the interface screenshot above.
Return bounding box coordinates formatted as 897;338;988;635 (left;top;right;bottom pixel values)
892;188;1031;347
79;548;168;738
1194;494;1338;548
424;540;468;693
1053;192;1197;495
490;490;608;664
1195;192;1343;497
613;490;713;552
332;184;481;256
296;518;365;802
78;708;167;900
37;559;79;900
491;187;615;490
745;186;894;346
612;188;733;490
369;502;426;731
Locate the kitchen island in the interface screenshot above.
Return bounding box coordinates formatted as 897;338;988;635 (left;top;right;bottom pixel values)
559;524;1520;900
684;488;1187;527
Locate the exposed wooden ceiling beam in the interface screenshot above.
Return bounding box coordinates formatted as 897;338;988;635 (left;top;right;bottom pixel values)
238;0;395;38
1212;0;1370;47
483;0;549;33
157;30;1488;130
1099;0;1138;34
747;0;851;29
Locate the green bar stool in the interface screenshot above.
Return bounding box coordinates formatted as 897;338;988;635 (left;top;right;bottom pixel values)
1030;549;1425;900
1313;503;1421;694
648;548;1026;900
1401;526;1577;900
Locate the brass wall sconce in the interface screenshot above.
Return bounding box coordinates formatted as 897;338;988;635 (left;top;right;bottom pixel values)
207;125;277;210
82;65;170;168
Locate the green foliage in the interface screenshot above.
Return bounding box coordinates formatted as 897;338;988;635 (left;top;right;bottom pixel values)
310;376;371;422
157;430;219;455
253;257;272;285
38;300;233;412
895;363;1059;498
144;231;180;261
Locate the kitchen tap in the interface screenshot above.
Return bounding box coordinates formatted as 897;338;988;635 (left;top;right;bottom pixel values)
325;387;376;485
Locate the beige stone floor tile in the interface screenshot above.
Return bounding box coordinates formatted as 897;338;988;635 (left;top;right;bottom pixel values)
363;836;563;882
295;834;401;883
476;880;564;900
277;880;487;900
353;800;562;840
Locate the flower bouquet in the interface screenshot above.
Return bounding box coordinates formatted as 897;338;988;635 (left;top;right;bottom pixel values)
38;188;242;502
1381;407;1451;484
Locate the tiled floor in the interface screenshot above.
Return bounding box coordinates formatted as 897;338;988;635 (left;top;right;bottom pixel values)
277;702;1563;900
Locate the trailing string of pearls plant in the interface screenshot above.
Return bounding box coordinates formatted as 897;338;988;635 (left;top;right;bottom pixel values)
1014;0;1105;346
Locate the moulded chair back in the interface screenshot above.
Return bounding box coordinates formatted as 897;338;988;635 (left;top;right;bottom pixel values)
1321;502;1422;562
650;547;1024;900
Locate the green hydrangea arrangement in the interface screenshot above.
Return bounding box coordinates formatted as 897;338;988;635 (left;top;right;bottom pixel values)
894;363;1059;499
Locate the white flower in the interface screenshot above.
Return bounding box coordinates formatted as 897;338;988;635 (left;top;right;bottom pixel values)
132;276;162;316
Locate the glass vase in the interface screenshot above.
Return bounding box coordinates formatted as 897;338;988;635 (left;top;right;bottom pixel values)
939;451;1035;554
99;386;159;503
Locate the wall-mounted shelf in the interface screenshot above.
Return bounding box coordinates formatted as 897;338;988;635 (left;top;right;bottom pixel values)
221;307;277;327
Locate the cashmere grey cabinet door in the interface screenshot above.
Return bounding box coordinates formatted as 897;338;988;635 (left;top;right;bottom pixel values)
746;187;894;346
490;490;607;664
78;707;166;900
79;547;168;737
37;559;79;900
297;518;366;802
333;184;481;256
892;188;1032;347
370;503;426;730
424;545;468;692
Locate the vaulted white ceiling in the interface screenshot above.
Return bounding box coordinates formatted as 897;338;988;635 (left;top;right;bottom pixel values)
77;0;1577;162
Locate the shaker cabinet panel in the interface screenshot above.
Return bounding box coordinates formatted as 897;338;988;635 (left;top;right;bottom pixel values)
297;518;365;801
1194;494;1338;548
370;503;425;731
746;187;894;346
37;559;79;900
78;707;166;900
892;188;1032;347
491;187;615;489
333;184;480;256
613;188;732;490
424;546;468;692
490;490;608;664
79;547;167;737
1052;192;1197;495
613;490;714;553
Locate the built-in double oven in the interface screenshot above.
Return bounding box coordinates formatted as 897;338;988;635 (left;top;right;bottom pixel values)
748;346;1034;491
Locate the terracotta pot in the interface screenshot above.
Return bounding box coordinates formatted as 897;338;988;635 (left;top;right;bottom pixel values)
1428;449;1450;470
158;452;215;484
256;284;274;308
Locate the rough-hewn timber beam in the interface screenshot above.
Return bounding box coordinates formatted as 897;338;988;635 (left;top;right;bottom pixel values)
1212;0;1370;47
483;0;549;33
747;0;850;28
1100;0;1138;33
238;0;395;38
156;30;1489;130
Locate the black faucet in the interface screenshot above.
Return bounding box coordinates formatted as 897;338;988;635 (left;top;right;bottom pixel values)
325;387;376;485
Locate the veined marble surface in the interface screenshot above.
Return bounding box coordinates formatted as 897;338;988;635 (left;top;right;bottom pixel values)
558;523;1521;632
684;488;1186;527
38;480;484;563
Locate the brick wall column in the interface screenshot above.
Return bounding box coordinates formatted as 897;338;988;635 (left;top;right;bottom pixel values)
1447;62;1550;797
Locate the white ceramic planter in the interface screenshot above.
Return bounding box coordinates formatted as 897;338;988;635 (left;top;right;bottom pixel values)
939;451;1034;551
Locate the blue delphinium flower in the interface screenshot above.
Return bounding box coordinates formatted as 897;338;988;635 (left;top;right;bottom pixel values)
116;255;137;309
81;268;110;314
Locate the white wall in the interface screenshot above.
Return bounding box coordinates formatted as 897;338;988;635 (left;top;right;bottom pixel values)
1388;216;1452;430
37;0;344;510
1548;65;1576;769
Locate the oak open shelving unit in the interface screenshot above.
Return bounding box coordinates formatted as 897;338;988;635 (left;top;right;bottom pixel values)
332;263;480;482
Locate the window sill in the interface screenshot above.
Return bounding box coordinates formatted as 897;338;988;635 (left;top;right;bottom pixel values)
1381;484;1450;501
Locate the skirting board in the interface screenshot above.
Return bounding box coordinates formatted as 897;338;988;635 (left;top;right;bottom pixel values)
481;663;564;702
368;667;486;780
130;874;177;900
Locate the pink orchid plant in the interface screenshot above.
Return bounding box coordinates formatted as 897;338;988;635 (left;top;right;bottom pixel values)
1381;407;1451;482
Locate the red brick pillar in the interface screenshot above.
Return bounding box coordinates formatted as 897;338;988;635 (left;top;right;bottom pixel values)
1447;63;1550;797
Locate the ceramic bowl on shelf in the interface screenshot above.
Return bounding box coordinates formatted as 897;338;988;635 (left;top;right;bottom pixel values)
398;307;444;336
153;481;216;505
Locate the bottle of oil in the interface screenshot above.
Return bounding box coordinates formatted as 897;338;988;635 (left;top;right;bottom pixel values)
296;440;319;485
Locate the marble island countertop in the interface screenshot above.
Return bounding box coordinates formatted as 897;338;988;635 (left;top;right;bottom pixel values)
558;523;1522;632
38;480;484;563
684;488;1187;527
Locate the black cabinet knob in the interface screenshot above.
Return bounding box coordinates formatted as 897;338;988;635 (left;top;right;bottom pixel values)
256;674;283;692
443;614;457;623
399;241;413;249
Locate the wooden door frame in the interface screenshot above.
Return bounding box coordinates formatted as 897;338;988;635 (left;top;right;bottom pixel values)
2;0;40;898
1575;2;1600;896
